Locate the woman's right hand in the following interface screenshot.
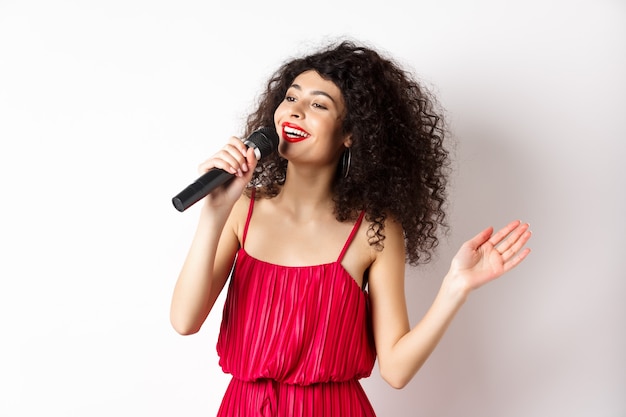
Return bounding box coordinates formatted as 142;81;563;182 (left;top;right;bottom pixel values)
171;136;256;335
197;136;258;209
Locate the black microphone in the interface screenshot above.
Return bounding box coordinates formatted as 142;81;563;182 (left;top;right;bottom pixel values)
172;127;279;212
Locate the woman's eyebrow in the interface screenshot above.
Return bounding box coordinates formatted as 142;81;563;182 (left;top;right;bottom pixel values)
289;83;336;103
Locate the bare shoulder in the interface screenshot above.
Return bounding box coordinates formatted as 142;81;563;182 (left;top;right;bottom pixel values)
368;215;405;260
225;191;254;244
341;214;406;288
368;215;406;287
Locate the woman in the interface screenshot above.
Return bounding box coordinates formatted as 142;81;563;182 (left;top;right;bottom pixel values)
170;40;532;416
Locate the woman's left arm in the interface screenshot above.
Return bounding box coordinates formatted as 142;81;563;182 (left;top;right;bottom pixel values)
368;219;531;389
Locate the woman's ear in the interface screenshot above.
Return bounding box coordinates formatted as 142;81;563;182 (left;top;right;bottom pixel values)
343;135;353;148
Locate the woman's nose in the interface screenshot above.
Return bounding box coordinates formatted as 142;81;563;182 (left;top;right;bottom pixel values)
290;102;303;118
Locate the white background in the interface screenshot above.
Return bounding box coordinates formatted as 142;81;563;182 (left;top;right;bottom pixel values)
1;1;624;416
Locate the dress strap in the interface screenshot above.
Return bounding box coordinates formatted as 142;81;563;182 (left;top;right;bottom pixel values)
337;210;366;262
241;189;256;249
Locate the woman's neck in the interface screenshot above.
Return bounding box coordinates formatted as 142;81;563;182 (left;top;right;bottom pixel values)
274;163;337;220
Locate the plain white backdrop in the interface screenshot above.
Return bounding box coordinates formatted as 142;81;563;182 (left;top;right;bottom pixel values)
1;1;624;416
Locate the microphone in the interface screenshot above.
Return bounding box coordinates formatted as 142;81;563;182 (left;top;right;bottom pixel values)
172;127;279;212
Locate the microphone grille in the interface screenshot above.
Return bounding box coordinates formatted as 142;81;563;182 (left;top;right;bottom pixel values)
247;127;279;159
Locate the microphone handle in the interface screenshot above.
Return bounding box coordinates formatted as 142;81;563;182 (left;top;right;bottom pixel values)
172;168;234;212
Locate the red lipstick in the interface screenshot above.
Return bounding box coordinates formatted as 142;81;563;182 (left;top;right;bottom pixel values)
281;122;311;143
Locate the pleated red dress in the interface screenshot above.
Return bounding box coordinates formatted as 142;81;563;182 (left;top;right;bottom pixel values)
215;194;377;416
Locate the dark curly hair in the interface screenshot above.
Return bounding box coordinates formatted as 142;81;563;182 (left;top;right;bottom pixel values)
243;40;450;265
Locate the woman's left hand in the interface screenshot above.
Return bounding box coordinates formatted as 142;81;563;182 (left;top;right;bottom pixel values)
448;220;532;296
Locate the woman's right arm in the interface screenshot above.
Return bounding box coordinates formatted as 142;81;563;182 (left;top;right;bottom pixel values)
170;137;258;335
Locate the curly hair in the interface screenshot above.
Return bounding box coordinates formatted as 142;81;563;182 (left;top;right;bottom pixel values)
243;40;450;265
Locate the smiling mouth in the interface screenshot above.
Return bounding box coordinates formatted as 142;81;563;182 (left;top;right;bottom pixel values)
282;123;311;143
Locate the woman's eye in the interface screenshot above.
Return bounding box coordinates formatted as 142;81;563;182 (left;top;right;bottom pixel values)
312;103;327;110
285;96;296;102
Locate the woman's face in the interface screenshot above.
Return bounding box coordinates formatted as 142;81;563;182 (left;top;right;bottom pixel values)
274;70;351;165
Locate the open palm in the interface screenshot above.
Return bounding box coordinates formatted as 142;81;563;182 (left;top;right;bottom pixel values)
451;220;532;292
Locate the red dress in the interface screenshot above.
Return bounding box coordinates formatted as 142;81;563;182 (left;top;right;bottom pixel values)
215;194;377;416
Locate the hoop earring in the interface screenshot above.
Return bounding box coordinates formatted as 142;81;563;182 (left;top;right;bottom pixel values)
341;147;352;178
